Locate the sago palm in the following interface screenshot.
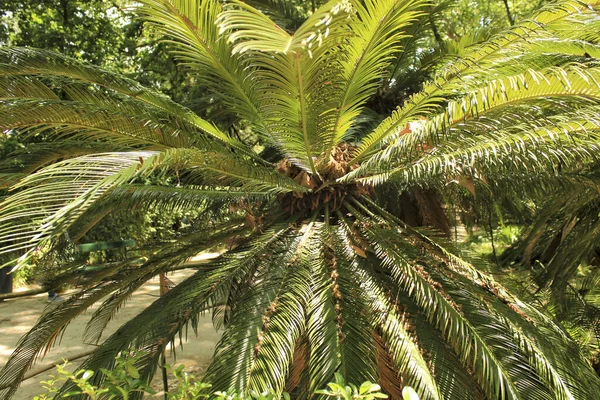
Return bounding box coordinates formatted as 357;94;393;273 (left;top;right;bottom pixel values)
2;0;600;398
502;166;600;293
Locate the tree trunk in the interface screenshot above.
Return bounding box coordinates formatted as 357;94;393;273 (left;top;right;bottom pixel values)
501;0;515;26
0;267;13;297
429;15;445;50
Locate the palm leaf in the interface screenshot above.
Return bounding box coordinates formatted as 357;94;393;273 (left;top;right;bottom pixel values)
0;47;251;156
319;0;427;150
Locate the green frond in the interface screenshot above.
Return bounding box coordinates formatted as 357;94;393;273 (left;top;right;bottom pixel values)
106;184;273;211
64;222;295;396
0;141;118;175
253;51;321;173
529;2;600;45
384;123;599;189
218;1;294;55
0;145;302;271
0;47;251;156
82;222;247;345
348;202;559;399
0;76;59;100
356;264;442;400
351;0;600;162
132;0;270;140
507;180;600;292
406;306;485;400
219;0;352;55
0;98;192;149
387;1;449;88
0;266;140;399
179;224;300;392
398;123;597;188
302;223;344;394
319;0;427;150
354;196;600;399
0;152;156;264
350;87;446;164
428;0;600;85
435;267;600;400
346;65;600;185
245;246;309;393
140;148;307;193
330;226;379;387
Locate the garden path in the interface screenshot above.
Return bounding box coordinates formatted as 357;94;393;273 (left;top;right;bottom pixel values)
0;255;222;399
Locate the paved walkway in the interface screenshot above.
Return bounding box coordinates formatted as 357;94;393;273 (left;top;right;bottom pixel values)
0;263;222;399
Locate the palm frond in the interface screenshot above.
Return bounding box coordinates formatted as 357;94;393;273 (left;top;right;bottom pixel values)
0;141;118;175
348;200;600;400
0;152;156;264
349;255;442;399
132;0;271;141
0;257;161;399
0;98;192;149
351;0;600;162
319;0;427;150
0;47;252;156
244;237;309;393
0;146;306;264
106;184;273;211
346;65;600;185
82;221;247;345
65;222;294;394
330;225;379;386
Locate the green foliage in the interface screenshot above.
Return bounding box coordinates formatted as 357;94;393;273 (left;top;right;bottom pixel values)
0;0;129;68
34;355;391;400
164;364;213;399
441;0;553;39
315;373;389;400
2;1;600;399
463;225;522;260
32;355;155;400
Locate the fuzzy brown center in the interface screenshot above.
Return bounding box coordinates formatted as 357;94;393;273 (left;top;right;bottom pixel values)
277;144;369;216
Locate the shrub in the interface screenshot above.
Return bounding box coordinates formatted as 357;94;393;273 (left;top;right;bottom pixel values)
33;353;410;400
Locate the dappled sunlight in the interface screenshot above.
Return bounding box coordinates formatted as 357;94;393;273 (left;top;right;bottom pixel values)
0;267;222;399
0;344;14;359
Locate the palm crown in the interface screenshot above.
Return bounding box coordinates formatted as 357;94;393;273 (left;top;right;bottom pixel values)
2;0;600;399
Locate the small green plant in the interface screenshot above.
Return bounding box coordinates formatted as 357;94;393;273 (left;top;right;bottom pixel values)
35;354;410;400
164;364;211;400
33;352;154;400
213;389;289;400
32;361;69;400
98;352;156;399
33;361;106;400
315;373;388;400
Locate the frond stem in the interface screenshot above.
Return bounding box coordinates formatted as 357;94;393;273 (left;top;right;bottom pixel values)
295;54;318;178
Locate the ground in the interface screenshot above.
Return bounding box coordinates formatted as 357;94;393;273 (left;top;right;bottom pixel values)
0;256;222;400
